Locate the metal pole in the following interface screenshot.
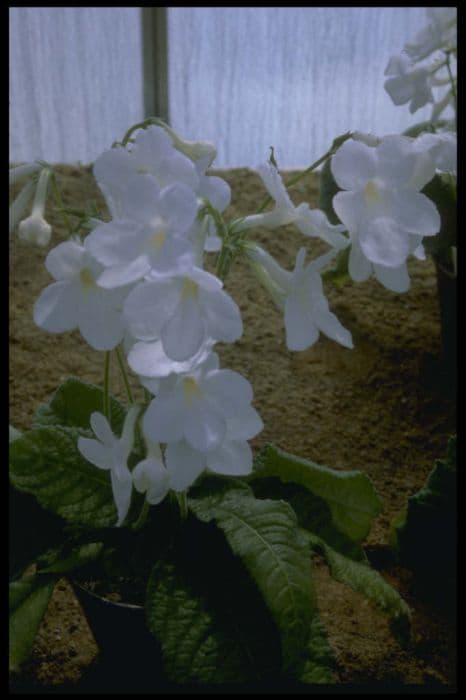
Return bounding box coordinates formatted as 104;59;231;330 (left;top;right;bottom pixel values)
141;7;169;123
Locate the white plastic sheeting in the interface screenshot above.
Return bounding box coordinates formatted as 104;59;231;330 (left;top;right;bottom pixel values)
167;7;435;167
9;7;144;165
10;7;438;167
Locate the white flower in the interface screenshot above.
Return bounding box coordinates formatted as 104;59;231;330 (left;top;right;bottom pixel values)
142;352;260;454
132;440;170;505
247;244;353;351
93;125;199;219
123;266;242;362
331;136;440;273
165;408;263;492
240;162;348;249
86;174;198;288
404;8;457;62
9;179;35;236
17;168;52;247
384;54;434;114
33;240;128;350
413;131;457;175
127;337;214;386
78;407;140;526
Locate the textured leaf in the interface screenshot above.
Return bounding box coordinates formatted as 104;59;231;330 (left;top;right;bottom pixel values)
309;534;411;641
9;576;56;672
188;478;317;672
146;519;283;684
252;444;382;543
33;376;127;435
299;616;337;684
391;435;456;579
251;477;367;563
9;425;117;527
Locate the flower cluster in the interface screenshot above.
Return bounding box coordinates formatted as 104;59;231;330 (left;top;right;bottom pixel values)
30;124;263;525
384;7;457;120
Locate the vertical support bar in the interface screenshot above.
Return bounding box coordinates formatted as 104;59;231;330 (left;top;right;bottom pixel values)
141;7;169;123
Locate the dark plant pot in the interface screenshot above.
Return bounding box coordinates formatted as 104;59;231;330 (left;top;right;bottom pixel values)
71;582;173;692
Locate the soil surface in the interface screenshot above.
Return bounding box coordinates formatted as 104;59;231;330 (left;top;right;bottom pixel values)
9;165;456;690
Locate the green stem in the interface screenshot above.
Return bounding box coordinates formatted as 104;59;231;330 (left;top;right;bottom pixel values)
177;492;189;521
215;244;232;281
132;500;150;531
50;171;73;237
103;351;111;422
115;345;134;404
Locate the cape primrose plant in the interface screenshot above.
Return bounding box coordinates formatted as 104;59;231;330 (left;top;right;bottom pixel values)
9;9;456;685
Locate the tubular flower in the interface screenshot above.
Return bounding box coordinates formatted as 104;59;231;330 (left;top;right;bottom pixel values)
78;407;140;526
384;54;434;114
17;168;52;247
247;244;353;351
240;162;348;249
133;440;170;505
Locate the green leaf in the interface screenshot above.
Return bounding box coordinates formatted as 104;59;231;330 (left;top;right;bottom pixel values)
9;425;22;443
391;435;456;579
252;444;382;543
299;616;337;684
9;425;117;527
37;542;104;574
9;575;56;672
188;477;317;672
318;156;341;225
33;377;127;435
146;519;283;684
251;478;367;563
309;534;411;642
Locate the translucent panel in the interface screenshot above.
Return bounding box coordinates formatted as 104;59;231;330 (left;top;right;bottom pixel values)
9;7;144;164
167;7;450;168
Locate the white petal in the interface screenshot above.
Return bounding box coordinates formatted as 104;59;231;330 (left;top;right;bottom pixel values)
45;241;85;281
77;293;125;351
133;457;170;505
96;255;151;290
120;174;162;223
201;289;243;343
111;470;133;526
296;207;348;249
313;308;353;349
373;263;410;293
386;191;440;237
257;163;294;209
199;175;231;211
183;402;227;452
331;140;377;191
86;220;145;267
165;441;205;492
226;407;264;441
33;281;79;333
77;437;112;470
131;125;174;165
124;279;181;341
284;295;319;351
158;183;199;232
359;217;410;268
93;148;136;203
143;394;185;444
348;238;372;282
159;151;199;190
203;369;253;417
161;295;205;362
206;440;253;476
90;412;115;447
332;191;367;234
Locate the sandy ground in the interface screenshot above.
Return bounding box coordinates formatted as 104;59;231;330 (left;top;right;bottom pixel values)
9;165;456;688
